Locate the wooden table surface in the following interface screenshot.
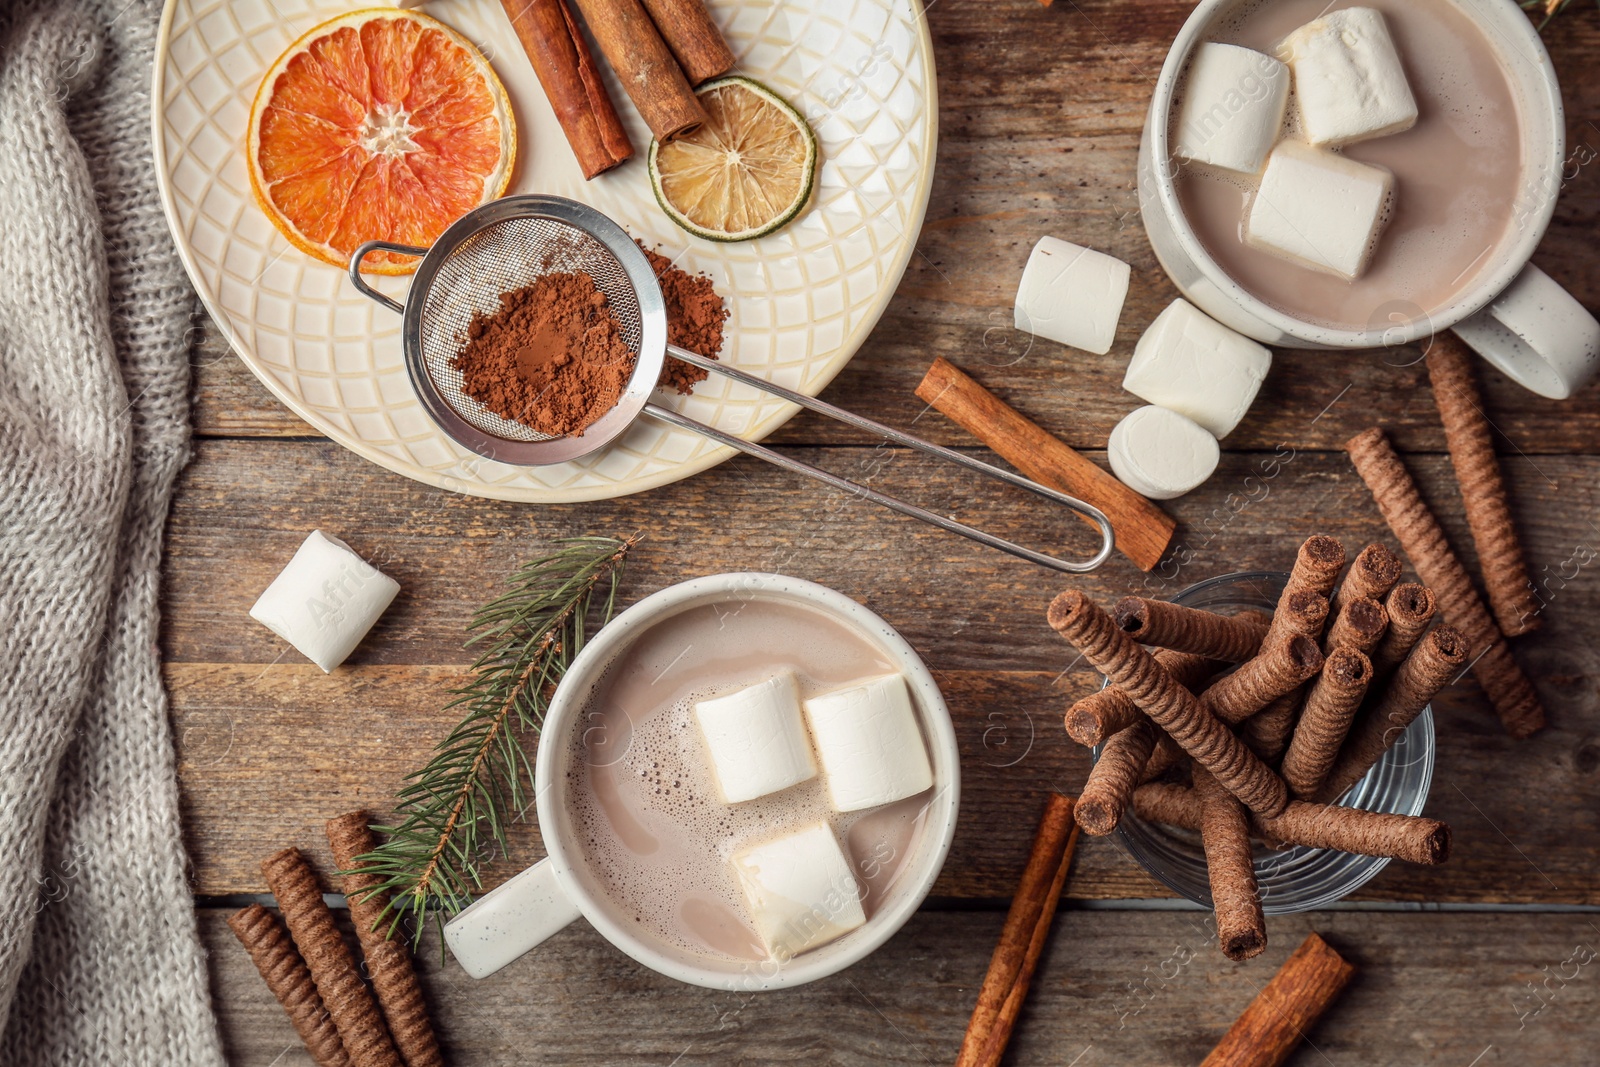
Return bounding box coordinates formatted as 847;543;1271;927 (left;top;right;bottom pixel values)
166;2;1600;1063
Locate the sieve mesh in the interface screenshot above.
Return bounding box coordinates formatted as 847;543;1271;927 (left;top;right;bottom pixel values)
414;215;647;442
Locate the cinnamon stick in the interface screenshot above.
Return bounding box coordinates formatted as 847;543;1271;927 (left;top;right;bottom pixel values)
956;793;1079;1067
570;0;708;140
499;0;633;178
228;904;351;1067
1426;334;1542;636
261;848;402;1067
326;813;442;1067
637;0;734;84
1200;932;1355;1067
1345;427;1544;737
919;358;1177;571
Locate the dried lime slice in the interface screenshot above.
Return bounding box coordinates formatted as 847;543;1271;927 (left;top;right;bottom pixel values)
648;76;818;242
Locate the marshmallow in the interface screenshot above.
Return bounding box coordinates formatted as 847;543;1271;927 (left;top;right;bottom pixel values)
802;674;933;813
1280;8;1418;147
1014;236;1131;355
1123;300;1272;439
732;822;867;959
249;531;400;672
1246;140;1394;280
694;673;817;804
1175;43;1291;174
1108;406;1221;501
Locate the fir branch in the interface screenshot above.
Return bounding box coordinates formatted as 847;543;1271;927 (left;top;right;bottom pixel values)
1523;0;1595;30
345;534;637;945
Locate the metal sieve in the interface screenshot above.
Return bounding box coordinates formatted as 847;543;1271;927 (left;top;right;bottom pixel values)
350;195;1115;573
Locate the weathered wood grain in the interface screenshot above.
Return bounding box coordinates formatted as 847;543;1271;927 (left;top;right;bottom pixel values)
166;439;1600;901
200;907;1600;1066
187;3;1600;451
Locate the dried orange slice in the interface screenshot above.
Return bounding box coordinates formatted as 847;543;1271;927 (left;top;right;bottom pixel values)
247;8;516;275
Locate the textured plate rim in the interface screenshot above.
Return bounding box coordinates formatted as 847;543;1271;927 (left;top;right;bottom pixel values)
150;0;940;503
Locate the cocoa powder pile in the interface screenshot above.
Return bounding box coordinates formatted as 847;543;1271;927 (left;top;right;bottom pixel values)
453;271;637;437
640;244;729;395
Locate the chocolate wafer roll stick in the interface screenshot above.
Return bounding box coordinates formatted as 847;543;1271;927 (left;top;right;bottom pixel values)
1113;598;1269;663
327;813;443;1067
1133;784;1452;865
1200;933;1355;1067
1331;542;1403;616
1346;427;1544;738
1282;648;1373;799
1049;591;1289;816
262;848;402;1067
1139;730;1188;784
1065;650;1217;747
1078;719;1159;835
1427;334;1542;637
1242;695;1299;766
228;904;352;1067
1370;583;1437;679
1200;635;1324;726
1323;595;1388;656
1195;770;1267;961
1266;536;1345;639
1315;625;1470;803
1275;590;1331;639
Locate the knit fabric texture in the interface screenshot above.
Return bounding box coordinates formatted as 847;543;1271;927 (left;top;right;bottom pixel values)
0;0;225;1062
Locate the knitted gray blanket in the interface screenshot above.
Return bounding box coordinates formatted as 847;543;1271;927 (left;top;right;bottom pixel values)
0;0;224;1062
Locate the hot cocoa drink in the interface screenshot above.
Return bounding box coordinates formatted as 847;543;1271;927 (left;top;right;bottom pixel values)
562;595;936;967
1172;0;1524;331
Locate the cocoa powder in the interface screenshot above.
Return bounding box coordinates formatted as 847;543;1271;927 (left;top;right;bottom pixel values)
453;271;636;437
640;244;729;395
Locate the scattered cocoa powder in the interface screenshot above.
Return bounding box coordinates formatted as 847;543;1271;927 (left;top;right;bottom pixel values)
453;271;636;437
639;243;729;394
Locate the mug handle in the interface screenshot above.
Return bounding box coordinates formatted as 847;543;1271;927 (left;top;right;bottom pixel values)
442;858;583;979
1450;262;1600;400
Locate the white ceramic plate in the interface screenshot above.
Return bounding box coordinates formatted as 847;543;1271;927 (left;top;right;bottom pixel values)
153;0;937;501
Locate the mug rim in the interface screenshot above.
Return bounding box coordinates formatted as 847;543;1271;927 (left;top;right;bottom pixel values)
533;571;962;991
1146;0;1565;349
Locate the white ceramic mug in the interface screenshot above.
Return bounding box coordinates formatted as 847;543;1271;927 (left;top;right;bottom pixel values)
1138;0;1600;399
441;573;961;991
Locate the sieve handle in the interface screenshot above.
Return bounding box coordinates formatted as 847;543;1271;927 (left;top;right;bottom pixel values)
648;346;1117;574
348;240;431;314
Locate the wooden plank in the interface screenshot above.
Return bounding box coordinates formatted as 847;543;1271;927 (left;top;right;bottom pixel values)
200;906;1600;1066
188;3;1600;450
166;439;1600;901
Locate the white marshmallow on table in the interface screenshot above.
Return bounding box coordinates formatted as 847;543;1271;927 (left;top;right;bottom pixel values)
1279;7;1418;147
731;822;867;959
1175;43;1291;174
802;674;933;813
1108;406;1221;501
1245;140;1394;281
693;672;817;804
1013;236;1131;356
1123;299;1272;440
249;531;400;673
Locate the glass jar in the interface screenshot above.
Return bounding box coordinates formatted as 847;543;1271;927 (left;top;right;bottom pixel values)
1099;570;1435;914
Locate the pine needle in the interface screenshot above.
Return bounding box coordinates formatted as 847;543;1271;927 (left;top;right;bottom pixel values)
343;534;638;945
1523;0;1594;30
